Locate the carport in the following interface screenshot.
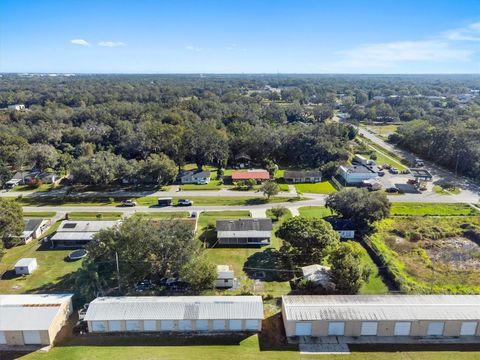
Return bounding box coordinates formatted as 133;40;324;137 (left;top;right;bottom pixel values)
409;168;433;181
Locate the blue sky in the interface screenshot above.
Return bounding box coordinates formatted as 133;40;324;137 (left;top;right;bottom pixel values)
1;0;479;73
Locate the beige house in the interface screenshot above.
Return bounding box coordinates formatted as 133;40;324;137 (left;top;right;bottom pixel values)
282;295;480;342
0;294;73;347
85;296;263;333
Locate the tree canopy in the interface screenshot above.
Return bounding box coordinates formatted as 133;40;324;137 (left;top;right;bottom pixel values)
0;199;24;253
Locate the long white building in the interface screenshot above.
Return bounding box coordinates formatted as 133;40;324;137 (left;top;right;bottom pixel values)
85;296;264;333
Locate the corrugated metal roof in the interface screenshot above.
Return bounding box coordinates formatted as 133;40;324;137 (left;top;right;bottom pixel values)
284;171;322;179
0;294;73;331
282;295;480;321
14;258;36;267
216;219;272;232
84;296;264;321
57;220;119;232
217;230;272;238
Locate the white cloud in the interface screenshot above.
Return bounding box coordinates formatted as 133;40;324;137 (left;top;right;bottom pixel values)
332;22;480;69
98;41;126;47
185;45;201;52
337;40;472;68
70;39;91;46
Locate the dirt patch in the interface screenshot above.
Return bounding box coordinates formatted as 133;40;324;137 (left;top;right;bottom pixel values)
425;237;480;270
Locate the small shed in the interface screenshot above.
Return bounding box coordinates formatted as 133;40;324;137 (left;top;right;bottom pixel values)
15;258;38;275
216;265;234;288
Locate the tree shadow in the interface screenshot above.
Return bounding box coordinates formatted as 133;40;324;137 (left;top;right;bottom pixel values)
243;248;293;282
258;312;297;352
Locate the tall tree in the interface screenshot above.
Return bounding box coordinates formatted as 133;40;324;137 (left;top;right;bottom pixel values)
276;216;339;266
0;199;24;253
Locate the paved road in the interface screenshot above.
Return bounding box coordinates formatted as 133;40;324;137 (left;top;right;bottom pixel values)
356;126;480;200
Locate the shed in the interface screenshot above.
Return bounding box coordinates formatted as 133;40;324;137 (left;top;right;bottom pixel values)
0;294;73;347
282;295;480;342
216;265;234;288
84;296;264;333
14;258;38;275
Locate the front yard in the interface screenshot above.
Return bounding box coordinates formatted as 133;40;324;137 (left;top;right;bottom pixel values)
294;180;336;194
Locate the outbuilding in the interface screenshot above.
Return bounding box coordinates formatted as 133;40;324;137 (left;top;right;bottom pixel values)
84;296;263;333
216;265;234;288
337;164;378;185
14;258;38;275
282;295;480;343
0;294;73;347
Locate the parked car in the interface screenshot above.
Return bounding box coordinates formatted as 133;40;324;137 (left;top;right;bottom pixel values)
385;186;399;193
407;179;418;185
382;164;392;170
414;158;424;167
135;279;154;292
120;199;137;207
78;303;89;321
389;168;399;174
191;211;198;218
377;171;385;176
178;199;193;206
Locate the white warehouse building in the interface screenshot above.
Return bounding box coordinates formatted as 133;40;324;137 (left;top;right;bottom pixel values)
85;296;264;333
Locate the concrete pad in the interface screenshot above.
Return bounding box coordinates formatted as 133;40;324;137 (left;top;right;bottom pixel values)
300;343;350;355
250;208;267;218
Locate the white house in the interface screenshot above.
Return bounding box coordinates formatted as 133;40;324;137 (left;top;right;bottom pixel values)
16;218;51;244
50;220;120;248
0;294;73;347
7;104;25;111
284;170;322;184
338;165;378;184
84;296;264;333
179;170;211;185
216;265;234;288
14;258;38;275
326;218;356;239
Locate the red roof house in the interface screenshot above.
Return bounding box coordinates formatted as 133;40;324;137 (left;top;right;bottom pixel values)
231;170;270;182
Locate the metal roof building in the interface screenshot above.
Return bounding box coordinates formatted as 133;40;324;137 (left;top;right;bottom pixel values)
0;294;73;346
50;220;120;248
282;295;480;342
85;296;263;333
216;219;272;246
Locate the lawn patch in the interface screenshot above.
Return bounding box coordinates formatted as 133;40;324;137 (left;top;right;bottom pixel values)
67;212;123;220
294;180;336;194
23;211;56;218
298;206;334;218
390;203;477;216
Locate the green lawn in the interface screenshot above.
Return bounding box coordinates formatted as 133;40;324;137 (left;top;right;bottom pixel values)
433;185;461;195
23;211;56;218
294;181;336;194
12;183;54;192
179;181;224;191
0;222;83;294
67;212;123;220
298;206;334;218
361;123;400;139
358;137;408;171
390;203;478;216
18;334;480;360
278;184;289;192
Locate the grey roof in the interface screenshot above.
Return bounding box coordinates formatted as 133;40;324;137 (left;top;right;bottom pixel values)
282;295;480;322
57;220;119;232
15;258;36;267
179;170;211;179
216;219;272;232
24;218;44;232
0;294;73;331
84;296;264;321
284;170;322;179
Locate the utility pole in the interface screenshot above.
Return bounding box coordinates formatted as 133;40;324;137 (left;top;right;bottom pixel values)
115;252;121;293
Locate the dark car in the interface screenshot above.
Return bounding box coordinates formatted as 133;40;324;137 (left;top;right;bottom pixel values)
135;279;154;292
177;199;193;206
120;199;137;207
385;186;399;193
377;171;385;177
389;168;399;174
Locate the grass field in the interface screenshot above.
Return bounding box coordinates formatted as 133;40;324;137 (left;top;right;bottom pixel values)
390;203;478;216
67;212;123;220
358;136;408;171
433;185;462;195
131;211;190;219
23;211;56;218
298;206;334;218
19;333;479;360
361;123;400;139
179;181;224;191
369;217;480;294
12;184;54;192
294;180;336;194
